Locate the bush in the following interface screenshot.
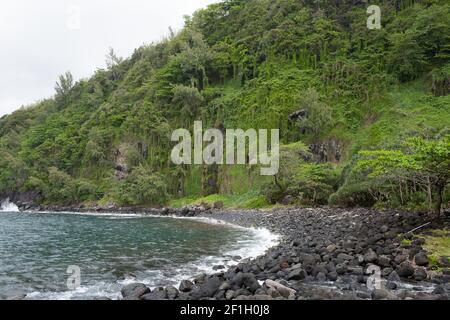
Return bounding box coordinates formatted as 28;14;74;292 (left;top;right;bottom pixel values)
44;167;77;204
116;165;168;205
76;179;104;202
264;142;338;205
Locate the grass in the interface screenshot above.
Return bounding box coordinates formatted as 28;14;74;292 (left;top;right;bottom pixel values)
419;229;450;270
400;238;412;246
169;189;272;209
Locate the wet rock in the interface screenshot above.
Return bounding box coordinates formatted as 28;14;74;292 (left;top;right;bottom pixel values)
179;280;194;292
386;281;398;290
141;287;167;300
388;271;401;282
213;265;226;271
397;261;415;278
166;286;179;299
316;272;327;282
121;283;150;300
414;268;428;281
190;276;222;299
356;292;371;299
233;273;261;293
327;271;338;281
432;285;446;295
371;288;399;300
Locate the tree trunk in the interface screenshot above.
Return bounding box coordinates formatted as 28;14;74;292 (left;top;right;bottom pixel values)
427;176;432;213
434;186;443;220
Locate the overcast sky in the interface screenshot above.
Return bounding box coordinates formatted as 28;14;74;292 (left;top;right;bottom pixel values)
0;0;217;117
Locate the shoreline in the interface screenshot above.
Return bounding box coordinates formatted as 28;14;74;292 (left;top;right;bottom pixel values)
5;205;450;300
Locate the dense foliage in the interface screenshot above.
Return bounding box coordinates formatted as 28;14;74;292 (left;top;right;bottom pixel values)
0;0;449;213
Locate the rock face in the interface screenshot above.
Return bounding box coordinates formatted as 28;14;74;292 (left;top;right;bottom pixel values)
309;139;342;163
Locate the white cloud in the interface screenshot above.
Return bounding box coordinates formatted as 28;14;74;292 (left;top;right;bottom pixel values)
0;0;218;116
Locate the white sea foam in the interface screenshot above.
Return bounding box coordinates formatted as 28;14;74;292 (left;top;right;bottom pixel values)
0;198;19;212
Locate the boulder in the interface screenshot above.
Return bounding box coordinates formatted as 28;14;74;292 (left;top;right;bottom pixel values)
397;261;414;278
327;271;338;281
414;252;429;266
121;283;150;300
141;287;167;300
394;254;407;265
371;288;399;300
364;249;378;263
414;268;428;281
388;271;401;282
287;268;306;280
179;280;194;292
326;244;337;253
233;273;261;293
316;272;327;282
166;286;179;299
265;279;296;299
377;255;391;268
190;276;222;298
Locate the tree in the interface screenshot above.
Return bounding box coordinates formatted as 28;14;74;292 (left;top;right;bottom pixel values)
357;135;450;218
84;128;112;165
117;165;168;205
172;85;204;125
387;32;428;82
0;150;28;193
295;88;334;136
45;167;77;204
55;71;74;97
264;142;337;205
105;47;123;69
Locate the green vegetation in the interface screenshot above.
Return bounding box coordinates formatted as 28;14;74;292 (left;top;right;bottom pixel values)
0;0;449;212
420;229;450;270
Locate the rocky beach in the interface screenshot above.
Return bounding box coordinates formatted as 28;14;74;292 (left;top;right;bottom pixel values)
37;204;447;301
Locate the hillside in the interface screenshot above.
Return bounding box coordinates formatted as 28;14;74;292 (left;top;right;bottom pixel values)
0;0;449;213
